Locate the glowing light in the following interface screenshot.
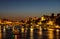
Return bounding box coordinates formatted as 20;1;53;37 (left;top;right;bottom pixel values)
4;21;12;24
44;28;47;30
41;16;45;21
31;23;32;24
0;26;2;39
21;27;24;33
56;29;59;32
55;25;59;28
31;28;33;31
0;32;2;39
39;27;42;35
13;27;15;32
40;26;42;31
38;31;42;35
48;30;54;39
56;29;59;39
47;21;53;25
38;22;42;25
36;25;39;26
30;27;33;32
48;28;54;31
30;29;33;39
0;26;1;33
0;19;1;23
3;26;6;32
15;35;17;39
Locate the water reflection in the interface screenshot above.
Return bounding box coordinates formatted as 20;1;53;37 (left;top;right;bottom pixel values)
48;29;54;39
0;25;60;39
30;27;33;39
56;29;59;39
0;26;2;39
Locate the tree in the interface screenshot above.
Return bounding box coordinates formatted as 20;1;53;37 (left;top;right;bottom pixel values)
55;16;60;26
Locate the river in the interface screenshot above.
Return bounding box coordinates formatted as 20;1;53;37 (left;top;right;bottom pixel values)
0;26;60;39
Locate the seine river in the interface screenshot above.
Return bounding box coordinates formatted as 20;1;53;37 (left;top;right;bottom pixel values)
0;26;60;39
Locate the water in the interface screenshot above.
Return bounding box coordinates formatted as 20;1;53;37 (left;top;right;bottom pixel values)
0;26;60;39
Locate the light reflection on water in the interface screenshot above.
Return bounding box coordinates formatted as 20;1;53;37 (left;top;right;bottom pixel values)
15;29;60;39
0;26;2;39
48;30;54;39
0;26;60;39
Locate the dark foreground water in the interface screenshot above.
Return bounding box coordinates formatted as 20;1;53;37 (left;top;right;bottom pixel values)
0;28;60;39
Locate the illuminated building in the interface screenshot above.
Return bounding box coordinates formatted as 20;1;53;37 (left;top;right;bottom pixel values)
41;16;46;21
0;19;2;23
47;20;54;25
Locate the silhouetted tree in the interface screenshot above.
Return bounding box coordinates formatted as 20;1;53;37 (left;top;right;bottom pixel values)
50;13;54;21
51;13;54;17
20;20;25;23
26;17;32;24
57;13;60;16
3;18;8;21
55;16;60;26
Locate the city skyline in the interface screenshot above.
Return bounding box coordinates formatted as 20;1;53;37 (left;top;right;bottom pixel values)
0;0;60;19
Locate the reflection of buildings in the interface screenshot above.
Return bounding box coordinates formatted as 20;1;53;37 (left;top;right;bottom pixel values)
48;30;54;39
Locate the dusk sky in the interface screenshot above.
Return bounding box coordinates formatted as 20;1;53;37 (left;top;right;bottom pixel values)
0;0;60;20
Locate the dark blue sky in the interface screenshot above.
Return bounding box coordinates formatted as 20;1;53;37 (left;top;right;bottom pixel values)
0;0;60;19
